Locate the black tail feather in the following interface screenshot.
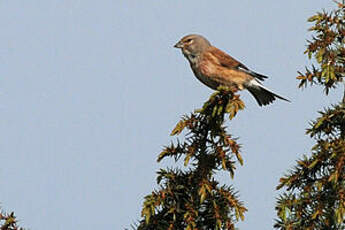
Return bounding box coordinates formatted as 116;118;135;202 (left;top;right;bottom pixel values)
247;85;290;106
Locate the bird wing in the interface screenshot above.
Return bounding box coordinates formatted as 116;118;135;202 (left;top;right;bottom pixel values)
208;46;249;70
207;46;268;81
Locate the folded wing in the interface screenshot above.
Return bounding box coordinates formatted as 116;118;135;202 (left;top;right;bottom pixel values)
208;46;268;81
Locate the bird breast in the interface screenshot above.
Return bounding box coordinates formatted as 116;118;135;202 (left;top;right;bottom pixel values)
191;62;220;90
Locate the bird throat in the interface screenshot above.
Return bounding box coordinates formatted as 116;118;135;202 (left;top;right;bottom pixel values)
185;53;198;65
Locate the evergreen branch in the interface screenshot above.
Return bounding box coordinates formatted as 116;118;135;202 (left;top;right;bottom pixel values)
137;90;246;230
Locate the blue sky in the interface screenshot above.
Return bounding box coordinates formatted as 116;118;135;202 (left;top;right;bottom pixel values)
0;1;341;229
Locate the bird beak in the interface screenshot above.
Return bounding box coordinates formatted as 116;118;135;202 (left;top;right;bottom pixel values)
174;42;183;48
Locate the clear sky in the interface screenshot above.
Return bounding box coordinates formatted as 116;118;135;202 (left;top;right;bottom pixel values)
0;1;341;229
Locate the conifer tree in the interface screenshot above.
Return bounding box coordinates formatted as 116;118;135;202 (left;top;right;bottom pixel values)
137;88;247;230
0;209;23;230
275;2;345;229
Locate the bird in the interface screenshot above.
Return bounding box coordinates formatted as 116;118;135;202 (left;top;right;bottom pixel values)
174;34;290;106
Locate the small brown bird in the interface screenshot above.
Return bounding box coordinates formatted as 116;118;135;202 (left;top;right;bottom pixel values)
174;34;290;106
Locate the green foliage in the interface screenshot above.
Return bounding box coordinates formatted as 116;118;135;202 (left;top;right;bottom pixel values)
297;2;345;94
275;2;345;230
137;89;246;230
0;210;24;230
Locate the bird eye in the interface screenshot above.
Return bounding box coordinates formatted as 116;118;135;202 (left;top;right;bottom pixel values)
185;39;193;43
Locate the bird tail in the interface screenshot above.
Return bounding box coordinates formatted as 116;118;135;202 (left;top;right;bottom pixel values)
247;79;290;106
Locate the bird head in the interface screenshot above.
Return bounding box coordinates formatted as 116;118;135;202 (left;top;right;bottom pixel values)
174;34;211;63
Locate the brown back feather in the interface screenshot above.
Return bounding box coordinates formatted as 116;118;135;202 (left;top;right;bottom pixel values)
207;46;248;70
